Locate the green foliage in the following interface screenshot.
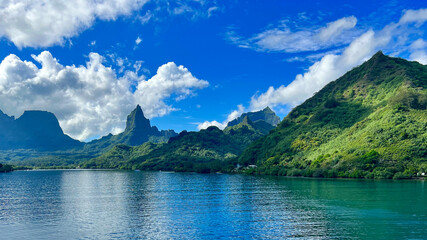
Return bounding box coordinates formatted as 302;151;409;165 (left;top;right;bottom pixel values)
79;115;275;172
0;163;13;172
80;142;160;169
238;51;427;179
84;105;177;153
389;86;427;110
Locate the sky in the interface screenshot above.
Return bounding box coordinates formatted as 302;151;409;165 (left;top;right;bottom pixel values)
0;0;426;142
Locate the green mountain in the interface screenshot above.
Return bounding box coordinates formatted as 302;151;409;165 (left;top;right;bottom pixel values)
238;51;427;179
81;109;280;172
227;107;281;127
0;105;177;167
0;163;13;173
0;110;83;151
84;105;177;152
80;142;161;169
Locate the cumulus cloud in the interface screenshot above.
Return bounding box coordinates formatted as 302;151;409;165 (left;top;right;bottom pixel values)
0;51;208;141
134;62;209;118
197;105;245;130
250;8;427;111
0;0;148;48
409;39;427;64
226;16;358;53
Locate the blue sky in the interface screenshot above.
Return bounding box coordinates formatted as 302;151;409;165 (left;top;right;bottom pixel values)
0;0;426;141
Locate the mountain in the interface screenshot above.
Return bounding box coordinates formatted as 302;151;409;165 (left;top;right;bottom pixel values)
238;51;427;179
80;142;161;169
81;108;280;172
227;107;280;127
84;105;178;151
0;110;83;150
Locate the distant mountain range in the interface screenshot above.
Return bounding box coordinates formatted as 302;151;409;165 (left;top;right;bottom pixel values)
0;105;177;153
227;106;280;127
84;105;178;152
80;107;280;171
2;51;426;179
0;102;280;171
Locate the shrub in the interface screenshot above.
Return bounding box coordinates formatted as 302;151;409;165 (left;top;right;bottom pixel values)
287;169;302;177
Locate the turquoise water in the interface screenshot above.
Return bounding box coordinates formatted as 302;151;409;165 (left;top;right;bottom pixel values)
0;170;426;239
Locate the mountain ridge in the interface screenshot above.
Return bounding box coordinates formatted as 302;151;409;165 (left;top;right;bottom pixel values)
0;110;83;150
81;108;281;171
227;107;281;127
238;51;427;179
84;105;178;152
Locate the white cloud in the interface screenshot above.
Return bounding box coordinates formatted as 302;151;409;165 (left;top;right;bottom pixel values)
197;105;245;130
134;62;209;118
138;10;153;24
197;120;224;130
410;50;427;64
317;16;358;41
207;6;219;17
409;39;427;64
135;37;142;45
0;0;149;48
249;8;427;111
227;16;358;53
161;0;221;20
399;9;427;25
0;51;208;141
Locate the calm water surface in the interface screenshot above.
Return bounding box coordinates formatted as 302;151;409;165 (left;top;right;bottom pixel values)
0;170;426;239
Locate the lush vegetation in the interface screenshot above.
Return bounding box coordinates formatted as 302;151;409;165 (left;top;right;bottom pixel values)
2;52;427;180
0;163;13;172
0;149;98;168
84;105;177;152
238;52;427;179
80;114;277;173
81;142;161;169
0;105;177;168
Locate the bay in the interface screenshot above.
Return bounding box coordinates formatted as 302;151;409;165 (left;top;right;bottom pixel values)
0;170;426;239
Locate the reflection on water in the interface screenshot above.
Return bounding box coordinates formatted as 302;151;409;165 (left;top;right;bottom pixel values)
0;170;426;239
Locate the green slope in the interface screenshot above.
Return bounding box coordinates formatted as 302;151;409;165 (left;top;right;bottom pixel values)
84;105;177;152
80;142;161;169
80;111;278;172
238;51;427;179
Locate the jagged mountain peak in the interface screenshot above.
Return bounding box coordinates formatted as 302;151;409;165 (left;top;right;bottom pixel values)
227;107;280;127
125;105;151;132
86;105;178;150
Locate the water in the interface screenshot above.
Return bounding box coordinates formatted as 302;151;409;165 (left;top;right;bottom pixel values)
0;170;426;239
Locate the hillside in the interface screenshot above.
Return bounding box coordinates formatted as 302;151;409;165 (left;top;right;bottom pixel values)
84;105;177;152
80;142;161;169
80;109;280;172
0;105;177;167
238;51;427;179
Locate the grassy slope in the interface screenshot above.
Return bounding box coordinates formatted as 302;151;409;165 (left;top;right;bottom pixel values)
238;52;427;179
80;142;161;169
80;118;275;172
